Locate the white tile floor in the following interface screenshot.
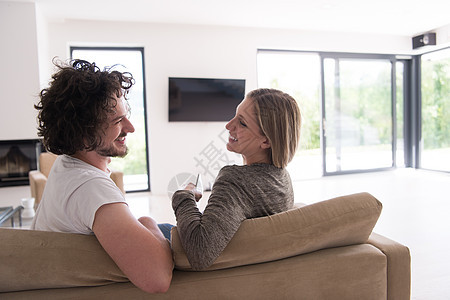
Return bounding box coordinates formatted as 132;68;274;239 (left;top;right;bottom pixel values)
1;168;449;299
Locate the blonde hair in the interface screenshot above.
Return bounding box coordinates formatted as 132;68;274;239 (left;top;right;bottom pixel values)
248;88;302;168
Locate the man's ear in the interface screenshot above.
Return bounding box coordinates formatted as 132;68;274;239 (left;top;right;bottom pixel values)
261;137;271;149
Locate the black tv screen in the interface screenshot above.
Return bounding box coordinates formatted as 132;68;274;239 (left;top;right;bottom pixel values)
169;77;246;122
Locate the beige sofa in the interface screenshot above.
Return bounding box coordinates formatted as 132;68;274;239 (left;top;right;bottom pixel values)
0;193;411;299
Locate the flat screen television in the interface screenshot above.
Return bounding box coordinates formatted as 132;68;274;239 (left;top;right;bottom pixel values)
169;77;246;122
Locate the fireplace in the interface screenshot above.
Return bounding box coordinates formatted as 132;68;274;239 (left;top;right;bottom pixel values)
0;139;43;187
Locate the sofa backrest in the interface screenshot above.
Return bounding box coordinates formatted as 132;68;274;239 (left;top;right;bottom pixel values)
0;228;128;293
172;192;382;271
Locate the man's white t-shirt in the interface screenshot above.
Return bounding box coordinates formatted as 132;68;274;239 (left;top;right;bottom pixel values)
31;155;126;234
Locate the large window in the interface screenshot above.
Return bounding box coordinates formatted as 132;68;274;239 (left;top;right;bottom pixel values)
322;57;394;173
71;47;150;192
420;48;450;172
258;50;401;179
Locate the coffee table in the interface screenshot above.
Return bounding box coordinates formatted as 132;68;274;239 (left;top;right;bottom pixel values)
0;206;24;227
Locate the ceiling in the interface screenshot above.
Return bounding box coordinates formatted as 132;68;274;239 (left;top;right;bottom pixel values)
17;0;450;36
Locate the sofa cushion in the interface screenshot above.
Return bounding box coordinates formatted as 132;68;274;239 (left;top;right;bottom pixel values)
171;192;382;271
0;228;128;293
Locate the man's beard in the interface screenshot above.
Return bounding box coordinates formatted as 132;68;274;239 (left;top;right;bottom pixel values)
96;144;129;158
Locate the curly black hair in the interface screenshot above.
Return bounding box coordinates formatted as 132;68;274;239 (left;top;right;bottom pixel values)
35;59;135;155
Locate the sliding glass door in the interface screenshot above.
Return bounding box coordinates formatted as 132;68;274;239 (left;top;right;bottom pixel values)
257;50;400;180
420;48;450;172
322;56;394;174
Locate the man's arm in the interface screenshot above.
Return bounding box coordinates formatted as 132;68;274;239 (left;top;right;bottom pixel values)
92;203;173;293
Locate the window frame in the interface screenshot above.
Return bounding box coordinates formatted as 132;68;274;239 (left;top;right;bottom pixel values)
69;46;151;192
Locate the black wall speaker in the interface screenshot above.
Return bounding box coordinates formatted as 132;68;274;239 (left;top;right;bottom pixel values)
412;32;436;49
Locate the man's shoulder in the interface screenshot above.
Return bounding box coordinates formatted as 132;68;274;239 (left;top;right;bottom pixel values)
48;158;114;196
56;155;109;178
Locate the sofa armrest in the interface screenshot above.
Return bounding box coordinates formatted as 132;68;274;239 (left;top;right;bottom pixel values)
110;171;125;195
28;170;47;208
368;232;411;300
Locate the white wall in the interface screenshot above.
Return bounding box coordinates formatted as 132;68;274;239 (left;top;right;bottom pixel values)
2;1;449;196
0;1;40;140
435;24;450;50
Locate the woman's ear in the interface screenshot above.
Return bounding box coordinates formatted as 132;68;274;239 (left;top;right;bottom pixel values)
261;137;271;149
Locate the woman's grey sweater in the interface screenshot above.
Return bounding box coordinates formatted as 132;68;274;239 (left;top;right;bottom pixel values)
172;163;294;270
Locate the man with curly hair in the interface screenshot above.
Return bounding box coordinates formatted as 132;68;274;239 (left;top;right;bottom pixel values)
31;59;173;293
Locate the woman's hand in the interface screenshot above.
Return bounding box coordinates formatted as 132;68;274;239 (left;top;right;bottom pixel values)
184;182;202;202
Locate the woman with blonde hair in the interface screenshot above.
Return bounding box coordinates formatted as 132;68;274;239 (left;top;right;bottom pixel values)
172;88;302;270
